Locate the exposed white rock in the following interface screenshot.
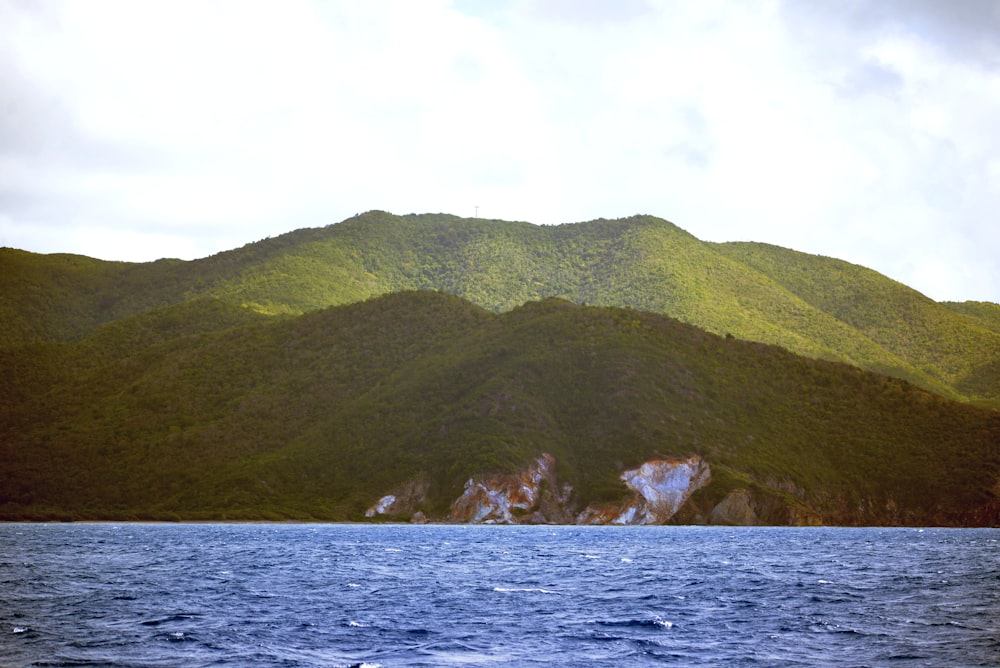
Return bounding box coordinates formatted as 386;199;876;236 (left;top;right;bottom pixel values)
448;453;571;524
623;455;712;520
364;480;430;519
578;454;711;525
369;453;710;525
364;494;397;518
610;503;643;525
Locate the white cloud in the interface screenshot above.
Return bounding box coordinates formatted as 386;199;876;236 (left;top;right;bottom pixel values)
0;0;997;302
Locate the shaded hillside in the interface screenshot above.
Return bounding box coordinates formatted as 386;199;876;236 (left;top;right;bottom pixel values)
0;249;201;348
2;212;997;402
2;291;997;524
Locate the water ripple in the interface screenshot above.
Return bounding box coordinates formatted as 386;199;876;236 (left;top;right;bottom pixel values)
1;525;998;667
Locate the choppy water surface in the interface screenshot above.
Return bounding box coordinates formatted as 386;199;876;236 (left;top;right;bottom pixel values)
1;524;998;667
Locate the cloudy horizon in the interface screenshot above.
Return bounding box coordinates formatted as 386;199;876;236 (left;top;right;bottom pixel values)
2;0;998;302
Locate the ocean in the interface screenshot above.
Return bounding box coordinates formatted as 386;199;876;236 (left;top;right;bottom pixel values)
1;524;998;667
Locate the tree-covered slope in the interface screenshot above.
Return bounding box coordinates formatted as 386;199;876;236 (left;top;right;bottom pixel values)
1;292;997;524
2;211;997;402
942;301;1000;336
0;247;246;349
715;242;1000;406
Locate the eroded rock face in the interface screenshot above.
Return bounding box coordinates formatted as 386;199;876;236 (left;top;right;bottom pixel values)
366;453;713;525
365;495;397;518
578;455;712;525
624;456;712;519
364;479;430;519
709;489;759;525
447;453;573;524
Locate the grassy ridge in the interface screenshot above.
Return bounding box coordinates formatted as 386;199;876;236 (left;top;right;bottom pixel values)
943;301;1000;335
715;242;1000;405
0;211;1000;405
2;212;997;405
2;291;997;523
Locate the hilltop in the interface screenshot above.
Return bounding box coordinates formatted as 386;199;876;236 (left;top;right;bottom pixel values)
2;212;996;407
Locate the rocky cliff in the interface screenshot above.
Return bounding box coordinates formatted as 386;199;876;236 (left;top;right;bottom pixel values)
447;453;574;524
365;452;730;525
364;479;431;519
364;450;999;525
576;455;712;524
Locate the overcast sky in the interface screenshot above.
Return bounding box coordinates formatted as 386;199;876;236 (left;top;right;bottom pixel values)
2;0;999;302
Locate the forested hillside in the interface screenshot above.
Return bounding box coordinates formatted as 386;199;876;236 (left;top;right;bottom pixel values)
2;292;997;523
2;212;996;405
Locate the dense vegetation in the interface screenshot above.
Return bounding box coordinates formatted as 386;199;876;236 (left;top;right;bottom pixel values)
2;212;998;523
1;291;997;524
2;212;997;406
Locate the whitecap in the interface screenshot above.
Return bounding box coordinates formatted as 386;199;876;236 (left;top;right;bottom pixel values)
654;618;674;629
347;621;367;628
347;583;361;588
583;554;600;559
12;627;27;634
493;586;559;594
817;579;833;584
620;557;633;563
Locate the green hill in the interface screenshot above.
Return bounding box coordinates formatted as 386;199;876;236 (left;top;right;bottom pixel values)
2;211;997;406
1;291;998;524
714;242;1000;406
942;300;1000;335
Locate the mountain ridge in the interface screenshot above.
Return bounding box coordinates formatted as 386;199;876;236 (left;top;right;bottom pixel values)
3;211;996;406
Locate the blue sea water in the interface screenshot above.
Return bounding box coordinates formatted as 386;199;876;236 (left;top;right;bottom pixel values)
1;524;998;667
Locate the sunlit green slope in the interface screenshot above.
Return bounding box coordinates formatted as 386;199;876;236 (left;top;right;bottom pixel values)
2;211;996;402
715;242;1000;406
942;300;1000;335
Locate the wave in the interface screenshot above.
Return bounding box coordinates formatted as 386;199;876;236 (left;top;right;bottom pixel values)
493;586;559;594
5;524;995;667
596;617;674;630
138;613;201;627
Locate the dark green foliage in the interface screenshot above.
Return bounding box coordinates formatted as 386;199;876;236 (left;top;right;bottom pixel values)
1;291;997;523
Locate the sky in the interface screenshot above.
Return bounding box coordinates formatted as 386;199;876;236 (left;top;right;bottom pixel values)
2;0;999;303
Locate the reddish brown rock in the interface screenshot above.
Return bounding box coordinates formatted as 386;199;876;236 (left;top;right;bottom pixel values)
447;453;573;524
578;455;712;524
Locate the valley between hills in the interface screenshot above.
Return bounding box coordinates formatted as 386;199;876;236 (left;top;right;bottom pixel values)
1;212;998;524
